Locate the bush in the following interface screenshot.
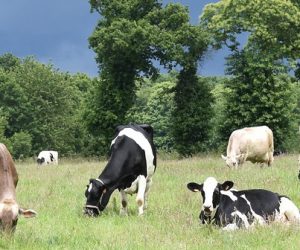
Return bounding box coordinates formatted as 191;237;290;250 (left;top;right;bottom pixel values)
9;131;32;159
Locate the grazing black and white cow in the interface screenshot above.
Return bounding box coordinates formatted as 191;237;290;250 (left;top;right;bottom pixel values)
84;124;156;217
187;177;300;230
37;151;58;165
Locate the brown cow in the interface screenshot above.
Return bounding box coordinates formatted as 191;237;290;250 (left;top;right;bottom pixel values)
0;143;36;233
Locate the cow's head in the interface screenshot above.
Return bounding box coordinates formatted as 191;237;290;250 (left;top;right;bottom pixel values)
187;177;234;223
84;178;108;217
0;199;36;233
37;157;45;165
221;154;244;168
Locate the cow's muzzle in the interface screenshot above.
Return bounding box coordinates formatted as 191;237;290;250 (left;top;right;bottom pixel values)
200;210;212;224
83;205;101;217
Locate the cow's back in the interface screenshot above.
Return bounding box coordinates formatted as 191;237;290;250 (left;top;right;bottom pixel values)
228;126;273;157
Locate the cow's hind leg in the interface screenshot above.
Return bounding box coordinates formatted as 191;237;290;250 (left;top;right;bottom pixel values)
119;189;128;216
143;178;152;210
267;151;274;167
136;175;147;216
279;197;300;223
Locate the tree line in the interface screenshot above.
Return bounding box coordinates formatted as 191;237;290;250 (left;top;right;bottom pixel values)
0;0;299;158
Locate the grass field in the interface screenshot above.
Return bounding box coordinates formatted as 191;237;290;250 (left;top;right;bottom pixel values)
1;154;300;249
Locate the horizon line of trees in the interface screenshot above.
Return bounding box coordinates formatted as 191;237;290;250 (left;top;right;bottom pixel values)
0;53;299;159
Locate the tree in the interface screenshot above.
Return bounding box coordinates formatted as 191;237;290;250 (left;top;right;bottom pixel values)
87;0;165;151
221;51;297;150
201;0;300;151
0;56;92;157
126;75;176;151
172;66;213;156
201;0;300;63
0;53;20;71
88;1;210;155
9;131;32;159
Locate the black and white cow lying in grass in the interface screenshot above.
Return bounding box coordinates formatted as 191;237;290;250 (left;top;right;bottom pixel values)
187;177;300;230
84;124;156;217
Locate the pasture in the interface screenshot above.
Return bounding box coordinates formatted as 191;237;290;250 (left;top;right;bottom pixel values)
2;154;300;249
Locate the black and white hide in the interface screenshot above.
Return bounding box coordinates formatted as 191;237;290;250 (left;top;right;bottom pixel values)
84;124;156;217
187;177;300;230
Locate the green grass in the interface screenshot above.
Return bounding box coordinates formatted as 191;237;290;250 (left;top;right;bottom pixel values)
1;155;300;249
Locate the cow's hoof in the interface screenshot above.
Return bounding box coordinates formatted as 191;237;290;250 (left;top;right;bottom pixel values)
119;209;128;216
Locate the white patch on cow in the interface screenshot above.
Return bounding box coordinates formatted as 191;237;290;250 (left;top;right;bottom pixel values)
278;197;300;223
240;194;265;225
111;128;155;177
202;177;218;211
124;178;138;194
223;223;239;231
231;210;250;228
136;175;147;216
119;189;128;216
221;190;238;201
88;183;93;193
95;178;105;185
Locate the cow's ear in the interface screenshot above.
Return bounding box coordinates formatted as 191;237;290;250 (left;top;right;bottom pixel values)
220;181;234;191
221;155;227;160
187;182;203;192
19;208;37;218
139;124;154;138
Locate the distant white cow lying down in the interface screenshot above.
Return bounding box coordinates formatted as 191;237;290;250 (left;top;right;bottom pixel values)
37;151;58;165
222;126;274;168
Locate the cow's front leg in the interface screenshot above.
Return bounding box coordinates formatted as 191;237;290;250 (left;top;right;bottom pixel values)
119;189;128;216
136;175;147;216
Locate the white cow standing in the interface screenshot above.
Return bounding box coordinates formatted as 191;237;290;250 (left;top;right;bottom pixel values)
222;126;274;168
37;151;58;166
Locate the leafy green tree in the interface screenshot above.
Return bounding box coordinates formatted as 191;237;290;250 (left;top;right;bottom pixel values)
201;0;300;151
9;131;32;159
206;76;231;151
126;75;176;151
172;66;213;156
158;5;211;156
0;108;10;147
201;0;300;63
87;1;210;155
87;0;164;150
221;51;297;151
0;56;92;157
0;53;20;71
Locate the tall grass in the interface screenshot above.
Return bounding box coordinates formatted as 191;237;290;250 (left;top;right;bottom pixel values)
1;155;300;249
